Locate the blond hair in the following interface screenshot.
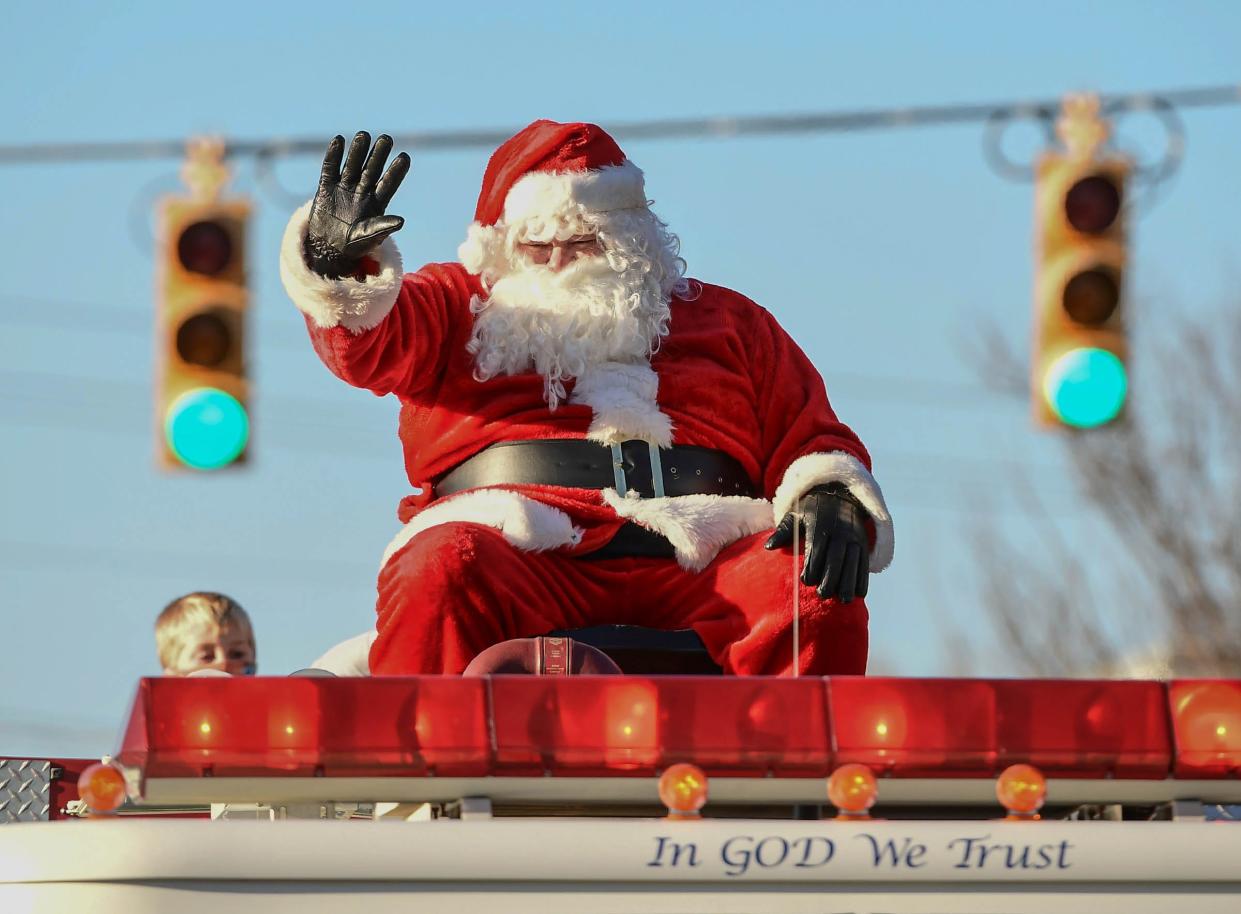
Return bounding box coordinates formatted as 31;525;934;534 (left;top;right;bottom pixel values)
155;592;254;669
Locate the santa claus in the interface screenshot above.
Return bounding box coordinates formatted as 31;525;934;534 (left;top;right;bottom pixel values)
280;120;894;676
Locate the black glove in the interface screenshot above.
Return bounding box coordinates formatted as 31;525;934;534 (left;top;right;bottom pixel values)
764;483;870;603
304;131;411;278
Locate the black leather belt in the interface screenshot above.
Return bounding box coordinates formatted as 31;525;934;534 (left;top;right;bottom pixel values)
435;439;756;500
581;522;677;560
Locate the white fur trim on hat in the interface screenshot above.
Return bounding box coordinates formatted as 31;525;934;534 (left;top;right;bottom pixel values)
570;362;674;448
279;200;404;333
503;160;647;227
602;489;774;573
380;489;583;570
458;161;648;277
772;452;894;572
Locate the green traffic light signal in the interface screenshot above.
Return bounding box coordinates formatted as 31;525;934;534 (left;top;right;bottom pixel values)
164;387;249;470
1041;347;1127;429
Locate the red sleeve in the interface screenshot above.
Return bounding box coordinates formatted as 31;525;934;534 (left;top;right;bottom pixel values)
305;263;476;397
278;201;478;398
744;301;894;572
747;304;871;498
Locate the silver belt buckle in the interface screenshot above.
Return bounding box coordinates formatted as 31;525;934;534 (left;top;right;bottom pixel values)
611;443;628;497
648;442;666;498
611;441;666;498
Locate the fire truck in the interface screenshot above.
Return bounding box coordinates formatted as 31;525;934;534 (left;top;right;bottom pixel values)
2;635;1239;913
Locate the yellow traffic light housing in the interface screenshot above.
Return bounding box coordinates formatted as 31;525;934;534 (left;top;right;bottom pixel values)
156;139;251;470
1033;95;1130;430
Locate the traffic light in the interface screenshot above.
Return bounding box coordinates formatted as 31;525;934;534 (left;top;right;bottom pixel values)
156;141;251;470
1032;95;1130;430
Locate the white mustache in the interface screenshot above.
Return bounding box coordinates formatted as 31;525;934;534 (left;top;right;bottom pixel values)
468;257;671;406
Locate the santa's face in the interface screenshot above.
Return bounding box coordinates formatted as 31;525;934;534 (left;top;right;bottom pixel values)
515;234;603;270
465;207;685;406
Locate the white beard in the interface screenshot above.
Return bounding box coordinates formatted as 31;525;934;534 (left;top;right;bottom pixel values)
467;254;672;407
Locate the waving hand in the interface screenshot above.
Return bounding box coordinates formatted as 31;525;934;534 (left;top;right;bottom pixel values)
304;131;411;278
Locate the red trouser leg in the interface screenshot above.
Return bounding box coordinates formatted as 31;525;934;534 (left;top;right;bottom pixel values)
657;531;870;676
370;523;869;676
370;523;607;674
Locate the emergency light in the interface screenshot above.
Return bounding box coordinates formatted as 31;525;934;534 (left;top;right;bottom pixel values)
113;676;1236;782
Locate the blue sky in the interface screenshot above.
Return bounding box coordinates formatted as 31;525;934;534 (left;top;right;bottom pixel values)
2;1;1239;757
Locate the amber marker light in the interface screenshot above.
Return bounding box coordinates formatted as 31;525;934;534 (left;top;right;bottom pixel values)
828;763;878;819
77;762;128;815
659;763;708;820
997;763;1046;820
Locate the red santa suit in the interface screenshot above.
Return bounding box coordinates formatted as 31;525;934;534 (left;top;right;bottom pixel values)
279;120;894;676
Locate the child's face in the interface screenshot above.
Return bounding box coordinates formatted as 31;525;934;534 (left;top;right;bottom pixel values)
163;621;256;676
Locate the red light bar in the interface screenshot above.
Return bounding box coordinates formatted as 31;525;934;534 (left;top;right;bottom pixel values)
319;677;491;776
829;678;1171;778
1169;680;1241;778
828;677;996;776
112;675;1239;786
115;678;490;778
489;676;830;776
490;677;658;775
669;677;829;776
995;679;1170;778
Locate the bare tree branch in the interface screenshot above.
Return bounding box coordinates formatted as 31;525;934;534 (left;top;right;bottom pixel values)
955;306;1241;677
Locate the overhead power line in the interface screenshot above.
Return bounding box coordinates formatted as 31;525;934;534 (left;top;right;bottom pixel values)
1;84;1238;166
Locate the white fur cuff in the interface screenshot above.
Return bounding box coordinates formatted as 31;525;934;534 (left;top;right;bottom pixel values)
602;489;773;573
380;489;583;570
279;201;404;333
772;452;894;572
310;630;377;677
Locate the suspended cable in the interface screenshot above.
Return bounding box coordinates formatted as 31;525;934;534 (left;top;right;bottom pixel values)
1;84;1237;166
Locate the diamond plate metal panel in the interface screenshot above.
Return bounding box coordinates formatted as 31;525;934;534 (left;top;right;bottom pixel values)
0;759;52;822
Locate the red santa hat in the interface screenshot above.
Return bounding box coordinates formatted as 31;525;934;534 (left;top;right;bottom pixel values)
459;119;648;276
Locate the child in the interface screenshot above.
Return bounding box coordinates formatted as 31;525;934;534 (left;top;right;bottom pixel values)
156;591;257;676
